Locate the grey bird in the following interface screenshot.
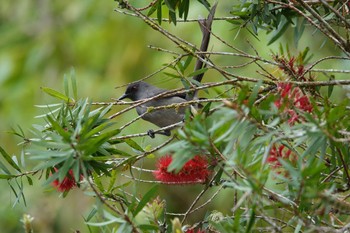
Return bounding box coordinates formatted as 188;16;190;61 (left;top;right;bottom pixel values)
118;81;187;138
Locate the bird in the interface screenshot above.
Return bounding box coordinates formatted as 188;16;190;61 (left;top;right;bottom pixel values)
118;81;187;138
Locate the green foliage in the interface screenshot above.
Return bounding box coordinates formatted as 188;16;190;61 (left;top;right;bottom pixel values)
1;0;350;232
230;0;349;47
231;0;298;41
146;0;211;24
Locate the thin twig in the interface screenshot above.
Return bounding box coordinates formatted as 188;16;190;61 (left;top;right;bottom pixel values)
336;147;350;187
319;0;350;28
114;8;240;22
181;172;219;224
87;177;140;233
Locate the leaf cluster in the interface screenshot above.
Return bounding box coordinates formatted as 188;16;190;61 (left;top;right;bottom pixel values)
230;0;350;48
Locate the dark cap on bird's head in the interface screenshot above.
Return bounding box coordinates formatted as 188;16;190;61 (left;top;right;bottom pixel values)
118;81;166;101
118;82;141;101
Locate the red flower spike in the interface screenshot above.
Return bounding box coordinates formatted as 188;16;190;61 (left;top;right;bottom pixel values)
267;145;296;169
52;168;82;192
295;95;313;112
297;65;304;76
153;155;210;185
288;57;295;71
275;83;313;125
185;229;206;233
276;56;307;80
277;83;292;98
287;109;299;124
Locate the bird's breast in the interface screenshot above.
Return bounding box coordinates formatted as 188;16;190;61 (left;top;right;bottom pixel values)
136;105;185;128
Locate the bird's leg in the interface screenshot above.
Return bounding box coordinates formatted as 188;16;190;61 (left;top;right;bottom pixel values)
147;129;171;138
147;130;156;138
162;129;171;136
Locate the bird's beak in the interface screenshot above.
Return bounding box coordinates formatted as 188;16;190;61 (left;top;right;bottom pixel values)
118;93;129;100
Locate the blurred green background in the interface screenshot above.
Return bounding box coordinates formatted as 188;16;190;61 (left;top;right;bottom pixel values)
1;1;348;232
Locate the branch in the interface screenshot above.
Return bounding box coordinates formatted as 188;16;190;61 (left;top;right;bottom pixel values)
192;2;217;84
114;8;239;22
266;0;350;56
295;0;349;53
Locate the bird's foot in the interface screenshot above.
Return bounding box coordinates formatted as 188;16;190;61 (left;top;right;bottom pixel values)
162;130;171;136
147;129;171;138
147;130;156;138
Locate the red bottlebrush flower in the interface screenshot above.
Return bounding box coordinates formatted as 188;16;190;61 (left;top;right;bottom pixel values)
276;56;307;81
185;228;205;233
267;145;295;168
280;83;293;98
295;95;313;112
297;65;305;76
288;56;295;71
153;155;210;185
275;83;312;125
287;109;299;125
52;168;81;192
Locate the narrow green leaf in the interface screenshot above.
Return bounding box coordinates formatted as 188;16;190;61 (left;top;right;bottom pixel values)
214;167;224;184
0;174;15;179
41;170;59;188
163;72;181;79
87;218;125;227
58;156;74;182
64;74;69;97
245;208;256;233
328;75;335;98
40;87;70;102
107;169;118;192
180;78;191;90
99;103;113;118
124;138;144;152
168;152;193;173
246;28;260;40
85;207;98;222
72;160;80;183
9;182;19;204
147;0;158;16
187;67;208;78
179;0;190;20
34;103;62;108
133;185;158;217
157;0;162;25
182;55;193;71
201;102;212;115
26;176;33;185
106;148;132;157
0;160;11;174
168;10;177;25
0;146;21;172
83;128;122;155
164;0;175;11
183;0;189;20
46;115;71;142
83;121;116;141
87;210;125;226
267;16;290;45
294;17;306;47
248;81;262;106
70;67;78;100
92;172;104;192
34;107;61;118
17;178;27;206
33;157;67;171
111;181;133;191
197;0;211;10
138;224;159;231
